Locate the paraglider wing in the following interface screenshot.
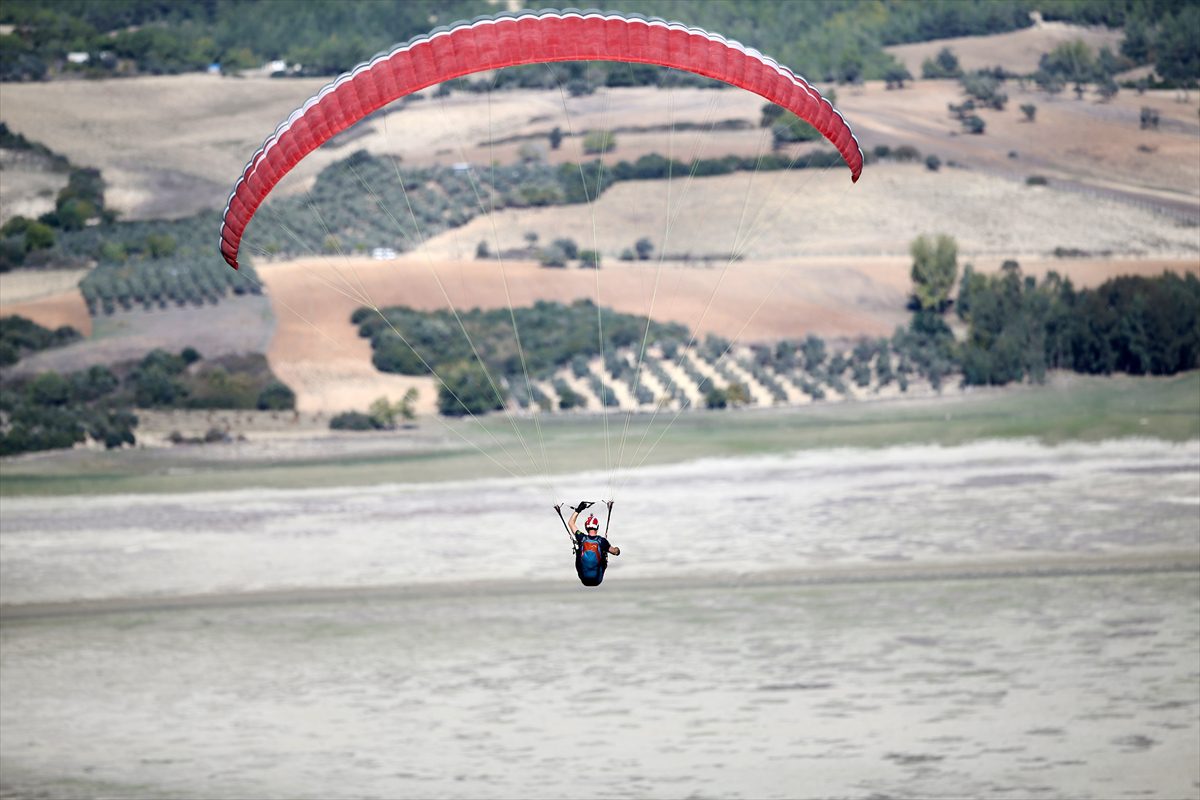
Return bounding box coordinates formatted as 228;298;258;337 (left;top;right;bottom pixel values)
219;9;864;270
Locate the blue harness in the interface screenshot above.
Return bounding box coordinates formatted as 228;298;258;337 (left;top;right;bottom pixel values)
576;533;606;586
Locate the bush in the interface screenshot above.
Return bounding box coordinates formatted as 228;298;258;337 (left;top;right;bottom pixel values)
22;221;55;252
256;381;296;410
553;378;586;410
1026;175;1049;186
582;130;615;155
704;387;727;409
922;47;962;79
539;245;568;268
552;238;579;260
438;360;506;417
330;411;378;430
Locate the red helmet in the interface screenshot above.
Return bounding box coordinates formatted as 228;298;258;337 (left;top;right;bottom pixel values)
585;514;599;531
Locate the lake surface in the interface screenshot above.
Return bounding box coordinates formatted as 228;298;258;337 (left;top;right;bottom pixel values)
2;439;1198;798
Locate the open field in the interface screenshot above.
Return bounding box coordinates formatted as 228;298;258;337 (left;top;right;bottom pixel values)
0;270;92;336
0;158;65;225
0;295;273;377
1;372;1195;497
885;18;1125;77
398;162;1198;262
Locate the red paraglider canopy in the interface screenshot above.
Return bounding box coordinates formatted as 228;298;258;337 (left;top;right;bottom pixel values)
219;9;863;270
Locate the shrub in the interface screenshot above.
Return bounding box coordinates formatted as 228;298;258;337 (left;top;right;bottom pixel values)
963;115;986;135
704;387;727;409
23;221;55;252
539;245;568;268
438;360;506;416
582;130;615;155
552;238;579;259
257;381;296;410
330;411;377;430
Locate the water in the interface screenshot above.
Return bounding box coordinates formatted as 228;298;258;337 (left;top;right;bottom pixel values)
2;439;1198;799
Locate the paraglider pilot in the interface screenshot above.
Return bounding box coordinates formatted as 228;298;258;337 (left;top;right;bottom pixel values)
554;501;620;587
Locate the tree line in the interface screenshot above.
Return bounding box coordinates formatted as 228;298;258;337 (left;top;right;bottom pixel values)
907;234;1199;386
0;338;296;456
0;314;80;366
6;0;1190;87
354;300;687;417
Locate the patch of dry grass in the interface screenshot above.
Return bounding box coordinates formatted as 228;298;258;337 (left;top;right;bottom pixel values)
885;20;1125;76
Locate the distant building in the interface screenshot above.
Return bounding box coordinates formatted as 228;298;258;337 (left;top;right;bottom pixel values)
371;247;398;260
66;52;90;65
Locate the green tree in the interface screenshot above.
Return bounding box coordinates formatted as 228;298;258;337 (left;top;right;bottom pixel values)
399;387;418;422
909;234;959;313
28;372;70;406
438;360;505;417
922;47;962;78
884;63;913;89
23;221;55;252
582;130;615;155
724;382;751;407
256;380;295;410
1154;4;1199;86
1039;40;1097;84
704;386;728;409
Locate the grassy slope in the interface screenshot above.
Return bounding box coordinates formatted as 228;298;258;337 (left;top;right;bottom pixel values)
1;373;1195;497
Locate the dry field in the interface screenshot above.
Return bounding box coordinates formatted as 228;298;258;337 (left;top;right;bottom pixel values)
0;158;65;224
0;74;334;219
885;18;1125;76
397;162;1198;263
0;270;92;335
2;295;272;377
837;82;1200;211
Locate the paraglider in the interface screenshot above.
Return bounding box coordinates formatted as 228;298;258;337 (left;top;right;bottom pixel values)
218;8;863;270
218;10;865;584
554;500;620;587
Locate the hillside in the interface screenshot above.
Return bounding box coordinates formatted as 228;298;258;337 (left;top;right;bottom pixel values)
1;19;1197;420
885;18;1124;76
